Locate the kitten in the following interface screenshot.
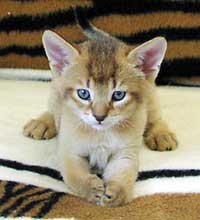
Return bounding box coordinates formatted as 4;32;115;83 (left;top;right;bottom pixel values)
23;17;177;207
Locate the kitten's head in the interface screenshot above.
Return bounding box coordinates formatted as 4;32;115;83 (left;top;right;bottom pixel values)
43;31;167;131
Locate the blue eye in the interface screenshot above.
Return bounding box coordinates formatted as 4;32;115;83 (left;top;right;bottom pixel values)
112;91;126;101
77;89;91;100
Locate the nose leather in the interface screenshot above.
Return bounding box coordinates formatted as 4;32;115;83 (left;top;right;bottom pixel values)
93;114;106;122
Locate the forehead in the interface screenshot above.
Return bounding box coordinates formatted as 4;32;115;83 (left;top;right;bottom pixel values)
78;40;140;92
86;39;120;84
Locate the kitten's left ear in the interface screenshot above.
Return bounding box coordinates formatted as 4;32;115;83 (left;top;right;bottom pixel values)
127;37;167;81
42;30;79;76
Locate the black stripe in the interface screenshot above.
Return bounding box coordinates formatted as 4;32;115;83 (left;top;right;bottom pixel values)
13;184;35;196
137;169;200;181
0;45;45;56
0;8;77;32
117;27;200;44
35;192;64;218
157;58;200;83
16;192;63;217
1;1;200;32
2;197;25;217
0;182;17;206
157;82;200;87
17;198;48;216
0;182;34;209
92;0;200;14
75;7;92;31
0;159;63;181
12;0;37;1
1;189;52;216
1;158;200;183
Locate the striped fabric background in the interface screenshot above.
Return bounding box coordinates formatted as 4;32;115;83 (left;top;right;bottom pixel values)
1;0;200;85
0;180;65;218
0;158;200;218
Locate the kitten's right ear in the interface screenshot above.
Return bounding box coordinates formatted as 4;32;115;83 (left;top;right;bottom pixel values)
42;30;79;76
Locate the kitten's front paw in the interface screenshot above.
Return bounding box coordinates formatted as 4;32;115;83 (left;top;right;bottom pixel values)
100;181;130;207
85;175;105;205
23;119;57;140
145;123;178;151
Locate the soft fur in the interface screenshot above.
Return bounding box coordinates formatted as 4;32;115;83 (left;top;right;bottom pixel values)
23;25;177;207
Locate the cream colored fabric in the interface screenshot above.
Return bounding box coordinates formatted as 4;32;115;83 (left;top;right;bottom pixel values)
0;78;200;198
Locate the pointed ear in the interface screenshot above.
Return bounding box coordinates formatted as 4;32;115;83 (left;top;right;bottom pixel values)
42;30;79;76
127;37;167;81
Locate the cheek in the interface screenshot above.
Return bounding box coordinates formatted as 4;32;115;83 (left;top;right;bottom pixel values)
78;106;91;117
70;91;91;109
110;95;131;113
122;99;138;113
111;99;138;116
109;107;128;119
112;94;130;108
83;106;92;115
109;107;120;116
67;95;89;115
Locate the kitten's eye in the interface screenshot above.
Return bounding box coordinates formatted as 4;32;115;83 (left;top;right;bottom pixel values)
112;91;126;101
77;89;91;101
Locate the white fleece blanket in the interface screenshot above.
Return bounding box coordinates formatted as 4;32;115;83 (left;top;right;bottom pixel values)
0;78;200;199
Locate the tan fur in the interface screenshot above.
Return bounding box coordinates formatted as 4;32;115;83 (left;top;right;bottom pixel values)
23;32;178;207
144;88;178;151
23;112;56;140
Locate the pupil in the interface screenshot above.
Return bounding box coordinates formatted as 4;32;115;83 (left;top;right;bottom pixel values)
80;90;86;96
115;92;122;98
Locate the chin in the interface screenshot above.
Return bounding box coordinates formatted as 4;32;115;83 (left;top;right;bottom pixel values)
91;124;109;131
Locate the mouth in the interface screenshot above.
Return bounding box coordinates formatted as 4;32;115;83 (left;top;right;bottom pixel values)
81;115;112;130
91;122;107;130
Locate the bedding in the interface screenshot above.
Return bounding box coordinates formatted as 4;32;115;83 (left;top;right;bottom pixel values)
0;76;200;219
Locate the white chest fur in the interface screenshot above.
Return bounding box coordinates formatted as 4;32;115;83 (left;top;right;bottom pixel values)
58;115;138;171
89;144;112;170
